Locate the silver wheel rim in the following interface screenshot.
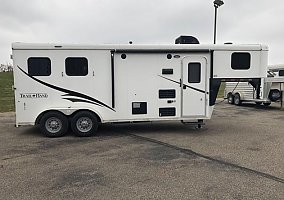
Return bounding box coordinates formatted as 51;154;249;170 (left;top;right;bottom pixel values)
45;117;62;133
228;96;232;103
235;97;239;104
76;117;93;133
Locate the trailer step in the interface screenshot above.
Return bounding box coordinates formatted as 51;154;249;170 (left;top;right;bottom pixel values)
181;119;205;129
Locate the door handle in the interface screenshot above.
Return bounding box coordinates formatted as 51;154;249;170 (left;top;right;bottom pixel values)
183;85;186;89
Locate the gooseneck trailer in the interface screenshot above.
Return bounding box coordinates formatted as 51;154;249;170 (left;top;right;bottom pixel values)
224;65;284;106
12;42;268;137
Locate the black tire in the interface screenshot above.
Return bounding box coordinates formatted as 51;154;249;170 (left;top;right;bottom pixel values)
263;102;271;106
71;111;99;137
227;93;234;104
39;111;69;137
269;89;281;102
234;93;242;106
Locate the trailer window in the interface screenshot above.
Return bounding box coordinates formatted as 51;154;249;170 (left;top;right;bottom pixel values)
279;70;284;76
231;53;251;70
28;57;51;76
65;57;88;76
188;63;201;83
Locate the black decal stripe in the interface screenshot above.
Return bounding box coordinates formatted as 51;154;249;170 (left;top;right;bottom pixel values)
158;75;206;94
62;98;103;106
18;66;115;112
182;84;206;94
158;75;180;85
111;50;115;108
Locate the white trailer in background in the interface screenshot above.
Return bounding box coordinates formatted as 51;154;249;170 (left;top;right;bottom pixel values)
224;81;271;106
224;65;284;106
266;65;284;103
12;42;268;137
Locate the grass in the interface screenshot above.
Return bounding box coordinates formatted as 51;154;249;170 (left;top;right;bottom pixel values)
217;82;225;98
0;72;15;112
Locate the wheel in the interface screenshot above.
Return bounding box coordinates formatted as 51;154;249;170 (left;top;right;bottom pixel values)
234;93;242;106
71;111;99;137
40;111;69;137
269;89;281;102
227;93;234;104
263;102;271;106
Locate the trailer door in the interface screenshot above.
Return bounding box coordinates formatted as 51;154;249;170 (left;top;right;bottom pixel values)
182;56;207;117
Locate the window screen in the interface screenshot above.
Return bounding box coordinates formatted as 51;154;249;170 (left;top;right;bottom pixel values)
231;52;251;70
28;57;51;76
188;63;201;83
279;70;284;76
65;57;88;76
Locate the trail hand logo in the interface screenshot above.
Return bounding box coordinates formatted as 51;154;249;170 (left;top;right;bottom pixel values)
20;93;48;98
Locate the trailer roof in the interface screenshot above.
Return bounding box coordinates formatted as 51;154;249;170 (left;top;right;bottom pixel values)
268;64;284;71
12;43;268;51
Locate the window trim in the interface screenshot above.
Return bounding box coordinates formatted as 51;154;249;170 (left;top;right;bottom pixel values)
65;57;88;76
27;57;51;76
231;52;251;70
279;70;284;77
188;62;201;83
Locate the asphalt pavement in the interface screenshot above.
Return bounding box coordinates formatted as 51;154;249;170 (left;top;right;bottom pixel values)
0;102;284;199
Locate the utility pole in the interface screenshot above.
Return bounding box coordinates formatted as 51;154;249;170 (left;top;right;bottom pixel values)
213;0;224;44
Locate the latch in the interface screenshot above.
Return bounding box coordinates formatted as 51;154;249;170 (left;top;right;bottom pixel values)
167;100;176;103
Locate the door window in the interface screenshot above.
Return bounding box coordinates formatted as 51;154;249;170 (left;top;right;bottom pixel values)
188;62;201;83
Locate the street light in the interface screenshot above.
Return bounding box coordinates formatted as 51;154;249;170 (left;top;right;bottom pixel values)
213;0;224;44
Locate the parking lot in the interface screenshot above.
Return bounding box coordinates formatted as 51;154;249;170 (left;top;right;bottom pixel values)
1;102;284;200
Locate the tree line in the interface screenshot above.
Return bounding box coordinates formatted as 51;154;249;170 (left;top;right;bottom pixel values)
0;64;13;72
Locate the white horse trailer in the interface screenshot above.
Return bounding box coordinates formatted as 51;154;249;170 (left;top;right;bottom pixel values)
12;42;268;137
266;65;284;103
225;65;284;106
224;81;271;106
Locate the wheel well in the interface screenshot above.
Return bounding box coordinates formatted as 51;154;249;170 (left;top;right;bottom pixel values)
234;92;241;98
70;109;102;123
35;110;65;125
35;109;102;125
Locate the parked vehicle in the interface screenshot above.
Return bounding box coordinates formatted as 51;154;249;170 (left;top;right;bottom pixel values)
267;65;284;103
224;65;284;106
224;81;271;106
12;40;268;137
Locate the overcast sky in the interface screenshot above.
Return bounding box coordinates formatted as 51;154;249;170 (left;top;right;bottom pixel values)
1;0;284;65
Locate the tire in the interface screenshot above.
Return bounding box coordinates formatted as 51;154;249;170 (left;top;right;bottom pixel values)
234;93;242;106
263;102;271;106
269;89;281;102
227;93;234;104
40;111;69;137
71;111;99;137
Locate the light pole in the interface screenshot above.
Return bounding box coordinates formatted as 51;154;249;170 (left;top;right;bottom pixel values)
213;0;224;44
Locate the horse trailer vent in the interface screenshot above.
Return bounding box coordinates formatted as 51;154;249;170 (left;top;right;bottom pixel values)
162;68;173;75
159;89;176;99
175;36;199;44
159;107;176;117
132;102;147;114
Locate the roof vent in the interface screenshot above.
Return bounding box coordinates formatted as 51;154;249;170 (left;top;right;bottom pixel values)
175;36;199;44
